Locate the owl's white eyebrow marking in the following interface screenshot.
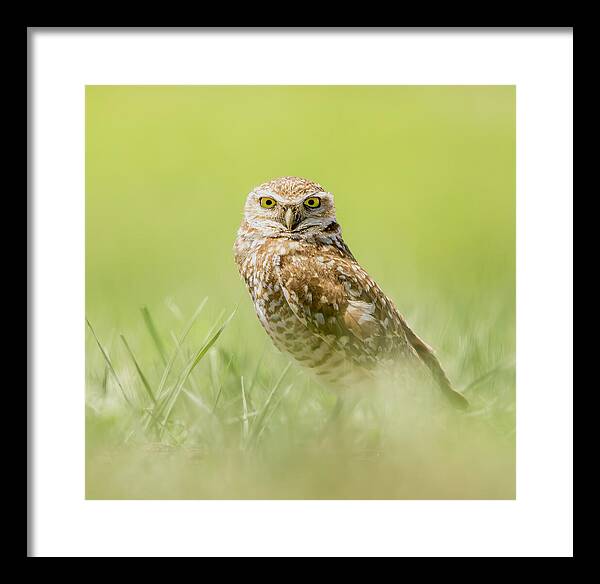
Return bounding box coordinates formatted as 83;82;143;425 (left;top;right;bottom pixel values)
302;191;333;202
253;189;279;199
253;189;331;203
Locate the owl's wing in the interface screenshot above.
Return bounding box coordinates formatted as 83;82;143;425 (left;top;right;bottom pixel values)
275;250;469;409
274;252;409;368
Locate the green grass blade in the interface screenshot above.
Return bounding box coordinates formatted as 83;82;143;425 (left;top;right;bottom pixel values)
165;297;184;321
157;309;236;436
253;384;293;446
145;299;209;430
140;306;168;366
170;330;201;395
183;388;210;413
86;319;134;408
240;376;250;446
154;298;208;402
101;365;109;396
212;351;235;412
200;308;226;345
120;333;156;404
247;362;291;445
246;342;268;395
217;347;242;380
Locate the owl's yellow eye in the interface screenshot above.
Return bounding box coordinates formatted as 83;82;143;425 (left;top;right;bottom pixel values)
304;197;321;209
260;197;276;209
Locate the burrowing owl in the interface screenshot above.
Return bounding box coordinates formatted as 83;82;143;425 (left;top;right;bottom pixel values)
234;176;468;408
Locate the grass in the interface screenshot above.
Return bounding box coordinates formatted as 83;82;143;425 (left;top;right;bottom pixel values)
85;294;515;499
85;85;515;499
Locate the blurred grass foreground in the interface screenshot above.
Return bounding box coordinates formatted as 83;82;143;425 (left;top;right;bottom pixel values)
86;86;515;499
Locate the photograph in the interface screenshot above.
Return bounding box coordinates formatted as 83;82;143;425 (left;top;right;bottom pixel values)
85;85;516;500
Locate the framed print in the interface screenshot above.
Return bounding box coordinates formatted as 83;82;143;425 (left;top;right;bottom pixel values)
28;27;573;557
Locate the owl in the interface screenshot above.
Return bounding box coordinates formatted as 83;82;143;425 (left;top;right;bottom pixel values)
234;176;468;409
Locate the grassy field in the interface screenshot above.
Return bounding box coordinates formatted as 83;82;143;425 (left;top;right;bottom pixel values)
86;86;515;499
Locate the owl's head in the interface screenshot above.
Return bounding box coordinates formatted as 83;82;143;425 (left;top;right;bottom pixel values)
241;176;338;239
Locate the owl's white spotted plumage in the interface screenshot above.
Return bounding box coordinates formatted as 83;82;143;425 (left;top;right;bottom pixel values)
234;176;468;408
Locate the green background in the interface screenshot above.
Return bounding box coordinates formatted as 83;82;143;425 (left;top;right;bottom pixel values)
86;86;515;499
87;86;514;326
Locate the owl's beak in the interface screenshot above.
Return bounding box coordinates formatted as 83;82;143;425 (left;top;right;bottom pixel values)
284;207;297;231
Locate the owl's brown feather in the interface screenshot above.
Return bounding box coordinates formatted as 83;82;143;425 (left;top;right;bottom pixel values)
344;301;379;340
275;246;412;368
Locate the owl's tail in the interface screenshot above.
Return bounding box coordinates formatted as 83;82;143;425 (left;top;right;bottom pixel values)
403;324;470;410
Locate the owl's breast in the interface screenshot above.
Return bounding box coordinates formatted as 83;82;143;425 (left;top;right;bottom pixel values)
236;240;353;381
239;242;309;340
